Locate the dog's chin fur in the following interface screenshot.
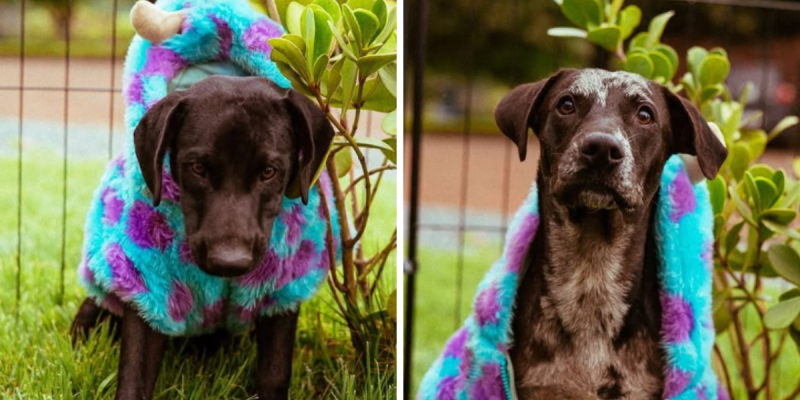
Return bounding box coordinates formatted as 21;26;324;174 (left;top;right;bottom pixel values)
551;182;641;212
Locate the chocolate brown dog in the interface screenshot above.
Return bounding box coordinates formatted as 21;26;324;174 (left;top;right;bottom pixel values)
494;69;727;399
70;76;334;400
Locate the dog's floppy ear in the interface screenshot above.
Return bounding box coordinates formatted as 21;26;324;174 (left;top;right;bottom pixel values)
494;69;570;161
134;90;187;207
662;87;728;179
284;89;335;205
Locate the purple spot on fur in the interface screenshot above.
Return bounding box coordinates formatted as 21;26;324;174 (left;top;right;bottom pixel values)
475;285;500;326
670;169;696;222
506;212;539;272
469;363;505;400
663;367;691;398
79;259;94;284
101;293;125;315
277;240;318;288
282;204;307;247
142;46;186;80
161;170;181;202
703;240;714;269
126;74;143;105
179;241;193;263
239;249;280;287
242;19;282;54
201;300;225;328
436;376;457;400
444;327;469;358
107;243;146;299
455;349;471;392
127;201;174;251
210;15;233;59
168;282;194;322
696;386;710;400
660;292;695;343
101;188;124;225
115;156;126;177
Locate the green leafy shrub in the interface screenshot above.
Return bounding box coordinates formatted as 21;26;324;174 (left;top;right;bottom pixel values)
265;0;397;370
550;1;800;398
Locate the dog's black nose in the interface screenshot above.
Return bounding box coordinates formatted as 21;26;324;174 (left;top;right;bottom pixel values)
580;133;624;167
206;246;253;276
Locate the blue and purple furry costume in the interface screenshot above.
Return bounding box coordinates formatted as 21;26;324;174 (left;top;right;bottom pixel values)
418;156;725;400
78;0;340;336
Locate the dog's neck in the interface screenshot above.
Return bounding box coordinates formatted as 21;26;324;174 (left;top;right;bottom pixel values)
536;174;654;339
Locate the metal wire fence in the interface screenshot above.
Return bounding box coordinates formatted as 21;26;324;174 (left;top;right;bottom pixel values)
404;0;800;398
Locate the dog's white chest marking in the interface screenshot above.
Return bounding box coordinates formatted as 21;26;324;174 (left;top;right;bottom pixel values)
570;69;653;107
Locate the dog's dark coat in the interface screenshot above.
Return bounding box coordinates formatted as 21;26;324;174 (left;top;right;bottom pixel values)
494;69;727;399
71;76;334;400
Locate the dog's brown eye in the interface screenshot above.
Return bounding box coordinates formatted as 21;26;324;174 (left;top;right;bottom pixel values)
637;107;654;125
557;97;575;115
190;162;207;177
261;166;276;181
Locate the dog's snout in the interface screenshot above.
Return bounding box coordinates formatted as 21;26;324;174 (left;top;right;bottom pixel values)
206;244;254;276
579;133;624;167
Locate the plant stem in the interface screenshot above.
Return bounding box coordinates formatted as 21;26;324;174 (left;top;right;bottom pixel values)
345;165;395;194
714;343;735;399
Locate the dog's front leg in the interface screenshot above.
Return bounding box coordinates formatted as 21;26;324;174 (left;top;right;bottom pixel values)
254;307;300;400
115;304;167;400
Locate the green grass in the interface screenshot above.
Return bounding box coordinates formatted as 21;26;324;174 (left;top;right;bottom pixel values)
407;240;800;399
0;154;396;399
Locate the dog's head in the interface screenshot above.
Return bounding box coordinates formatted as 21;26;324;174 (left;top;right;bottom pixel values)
495;68;727;211
133;76;334;277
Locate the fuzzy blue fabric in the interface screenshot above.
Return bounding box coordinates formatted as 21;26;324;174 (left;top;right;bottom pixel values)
418;156;724;400
78;0;341;336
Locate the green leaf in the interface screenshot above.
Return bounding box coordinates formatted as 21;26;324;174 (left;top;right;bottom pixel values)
381;110;397;136
725;221;744;256
763;219;800;241
378;61;397;98
772;169;786;196
768;244;800;286
302;9;316;72
373;7;397;48
628;32;648;51
283;34;307;54
347;0;375;10
305;6;335;62
313;0;342;23
334;148;353;178
277;0;313;29
587;25;621;52
387;289;397;320
327;56;345;98
644;11;674;49
361;76;396;112
729;142;751;181
274;61;313;95
687;46;708;79
339;58;358;114
342;5;362;49
286;1;306;36
744;172;761;214
700;84;724;104
618;5;641;39
547;27;588;38
312;54;329;84
741;129;767;160
653;44;678;78
357;52;396;78
729;184;756;226
561;0;603;29
764;297;800;330
648;50;672;82
608;0;624;22
780;180;800;208
372;0;388;30
623;52;654;79
328;20;357;61
354;9;381;44
698;54;730;87
335;136;394;151
269;38;310;81
382;137;397;164
754;176;778;209
761;208;796;225
708;176;726;215
768;115;799;141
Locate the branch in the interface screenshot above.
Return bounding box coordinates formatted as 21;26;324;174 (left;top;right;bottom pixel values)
345;164;395;195
714;344;735;400
319;180;346;293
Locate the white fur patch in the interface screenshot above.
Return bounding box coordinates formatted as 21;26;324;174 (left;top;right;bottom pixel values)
570;69;653;107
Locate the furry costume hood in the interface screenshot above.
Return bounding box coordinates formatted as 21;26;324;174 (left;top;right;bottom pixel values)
78;0;340;336
418;156;724;400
